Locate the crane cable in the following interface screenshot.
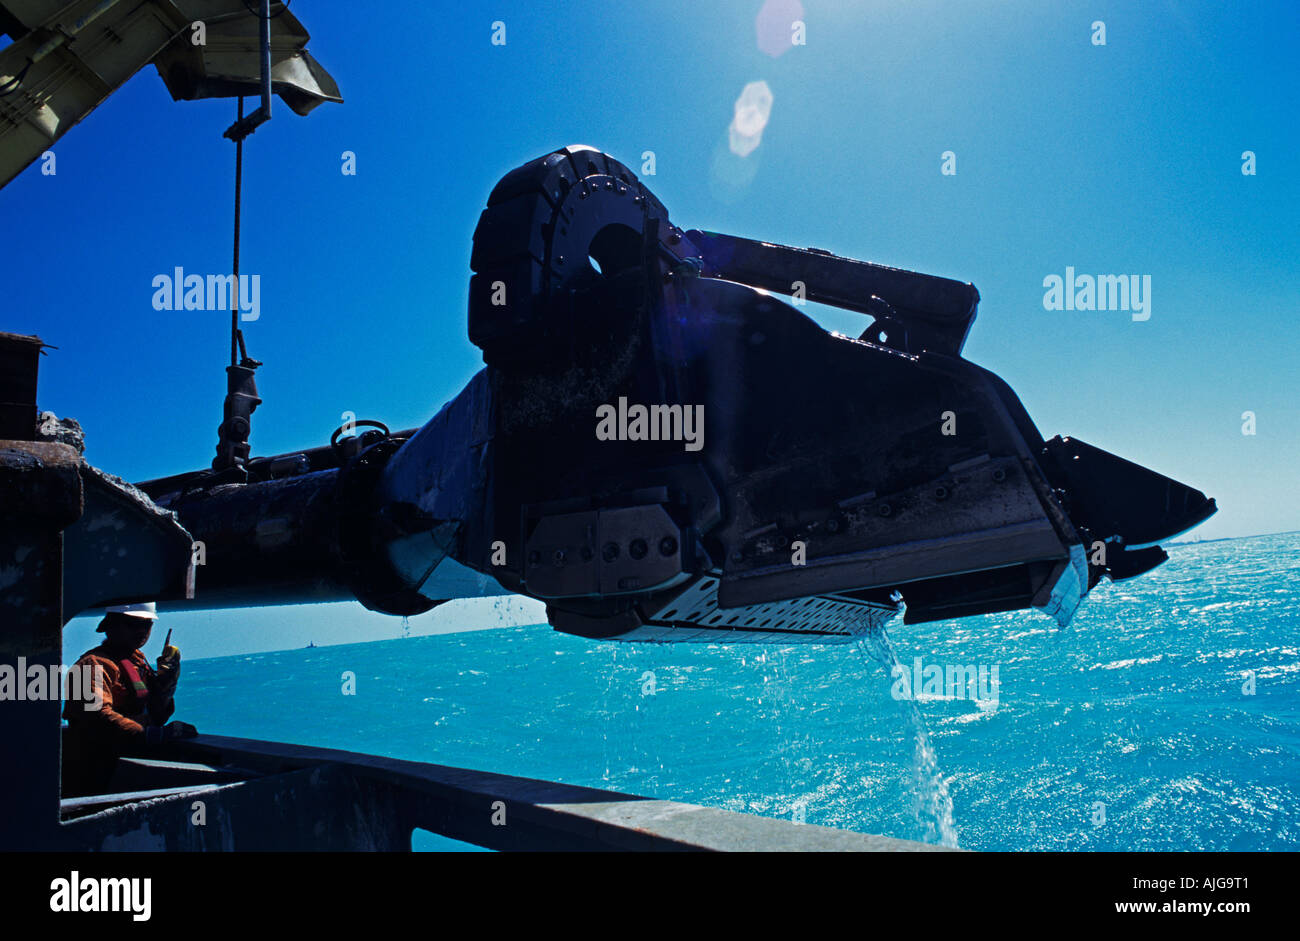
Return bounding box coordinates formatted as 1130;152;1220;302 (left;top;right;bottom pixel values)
231;96;249;367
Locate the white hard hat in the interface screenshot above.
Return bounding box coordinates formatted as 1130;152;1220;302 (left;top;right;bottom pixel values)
105;602;158;620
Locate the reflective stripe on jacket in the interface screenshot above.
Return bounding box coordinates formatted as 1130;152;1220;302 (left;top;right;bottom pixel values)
62;646;174;739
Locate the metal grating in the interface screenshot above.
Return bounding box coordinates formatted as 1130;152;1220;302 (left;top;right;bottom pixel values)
624;576;897;644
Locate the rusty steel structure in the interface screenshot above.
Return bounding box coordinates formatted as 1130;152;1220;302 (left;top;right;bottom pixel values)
123;146;1215;645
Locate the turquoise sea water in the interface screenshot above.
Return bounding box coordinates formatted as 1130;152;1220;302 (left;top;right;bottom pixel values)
181;532;1299;851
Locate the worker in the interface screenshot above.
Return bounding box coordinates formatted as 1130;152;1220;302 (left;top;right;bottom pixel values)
62;602;198;797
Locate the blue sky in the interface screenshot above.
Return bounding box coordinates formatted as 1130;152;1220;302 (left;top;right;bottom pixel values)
3;1;1295;658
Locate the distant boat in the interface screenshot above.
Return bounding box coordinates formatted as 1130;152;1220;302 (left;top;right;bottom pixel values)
306;642;316;649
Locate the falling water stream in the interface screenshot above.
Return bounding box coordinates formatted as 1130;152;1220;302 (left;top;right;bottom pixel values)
594;619;959;845
600;644;619;785
857;624;960;848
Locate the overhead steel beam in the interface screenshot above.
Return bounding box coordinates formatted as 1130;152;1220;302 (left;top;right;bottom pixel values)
0;0;339;189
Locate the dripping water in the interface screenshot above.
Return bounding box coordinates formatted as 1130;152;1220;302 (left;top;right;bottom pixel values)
857;623;959;848
600;643;619;784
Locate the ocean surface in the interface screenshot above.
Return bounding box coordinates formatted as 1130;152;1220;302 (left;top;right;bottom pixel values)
181;532;1299;851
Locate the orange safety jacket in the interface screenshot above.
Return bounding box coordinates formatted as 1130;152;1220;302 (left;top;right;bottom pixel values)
62;645;174;738
62;646;176;796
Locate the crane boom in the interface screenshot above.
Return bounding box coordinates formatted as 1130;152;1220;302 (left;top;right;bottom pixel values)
0;0;338;189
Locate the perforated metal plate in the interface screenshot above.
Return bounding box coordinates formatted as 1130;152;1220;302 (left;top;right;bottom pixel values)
618;575;897;644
